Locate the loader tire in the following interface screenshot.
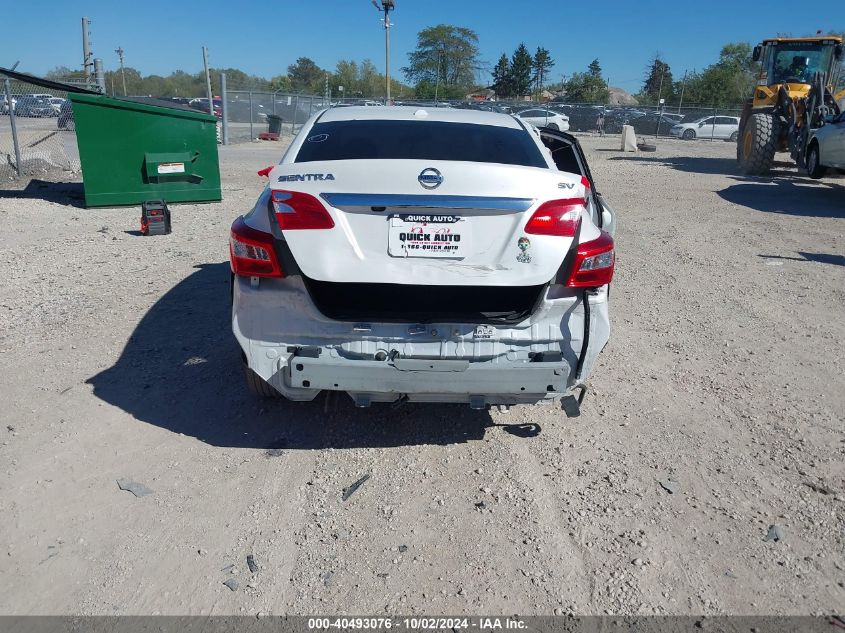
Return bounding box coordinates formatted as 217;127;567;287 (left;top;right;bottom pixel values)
737;112;777;175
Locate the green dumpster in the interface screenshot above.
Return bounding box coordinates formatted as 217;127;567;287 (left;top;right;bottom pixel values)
69;92;222;207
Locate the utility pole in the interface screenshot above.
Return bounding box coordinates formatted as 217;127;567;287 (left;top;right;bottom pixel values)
372;0;395;104
678;70;688;113
81;17;93;88
434;48;442;103
202;46;214;116
115;46;127;96
4;61;22;177
94;58;105;93
325;72;330;104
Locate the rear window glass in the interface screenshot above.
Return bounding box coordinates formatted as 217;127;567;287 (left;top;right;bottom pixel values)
294;120;546;168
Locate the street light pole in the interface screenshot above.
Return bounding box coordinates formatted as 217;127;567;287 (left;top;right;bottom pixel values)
434;48;442;103
372;0;395;104
115;46;127;96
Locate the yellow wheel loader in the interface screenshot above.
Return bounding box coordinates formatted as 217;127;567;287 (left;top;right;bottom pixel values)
737;36;844;175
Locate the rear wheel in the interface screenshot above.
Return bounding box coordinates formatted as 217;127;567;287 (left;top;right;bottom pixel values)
242;361;281;398
737;112;777;175
547;123;559;131
729;131;739;142
806;142;827;179
682;129;696;140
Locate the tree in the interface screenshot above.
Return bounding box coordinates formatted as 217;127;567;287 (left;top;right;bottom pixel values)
680;42;757;107
269;75;292;92
510;43;533;96
564;60;610;103
532;47;555;96
491;53;512;97
640;54;674;104
403;24;481;95
287;57;325;92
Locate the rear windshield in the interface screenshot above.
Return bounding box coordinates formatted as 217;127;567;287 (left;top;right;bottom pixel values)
294;120;546;168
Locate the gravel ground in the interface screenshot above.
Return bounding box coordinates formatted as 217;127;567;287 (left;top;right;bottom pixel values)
0;135;842;616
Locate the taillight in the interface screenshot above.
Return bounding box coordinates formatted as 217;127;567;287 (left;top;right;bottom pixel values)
566;231;615;287
271;190;335;230
229;216;283;278
524;198;584;236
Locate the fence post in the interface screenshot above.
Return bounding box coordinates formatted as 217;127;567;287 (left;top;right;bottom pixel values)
711;106;716;141
249;91;254;140
220;73;228;145
3;78;22;177
293;95;299;134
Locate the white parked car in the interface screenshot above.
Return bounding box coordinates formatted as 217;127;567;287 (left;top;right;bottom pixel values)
230;106;616;409
670;116;740;140
515;108;571;131
806;112;845;178
0;95;15;114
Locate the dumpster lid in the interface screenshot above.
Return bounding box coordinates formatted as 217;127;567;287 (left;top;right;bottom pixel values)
68;91;217;122
0;67;100;94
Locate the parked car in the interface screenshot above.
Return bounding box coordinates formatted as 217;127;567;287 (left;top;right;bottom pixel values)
189;97;222;118
47;97;66;115
604;109;646;133
229;106;616;407
670;116;740;140
0;94;15;114
514;107;570;131
555;105;607;132
57;100;74;130
806;111;845;178
14;96;55;117
621;112;681;136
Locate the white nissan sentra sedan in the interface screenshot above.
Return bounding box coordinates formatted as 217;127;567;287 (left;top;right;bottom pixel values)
230;106;616;410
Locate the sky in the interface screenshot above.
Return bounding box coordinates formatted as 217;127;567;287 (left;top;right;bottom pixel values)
2;1;841;92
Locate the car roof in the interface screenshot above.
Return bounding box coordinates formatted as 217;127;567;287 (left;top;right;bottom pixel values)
317;105;522;129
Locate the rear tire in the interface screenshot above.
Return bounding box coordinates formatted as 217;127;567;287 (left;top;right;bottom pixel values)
682;129;696;140
737;112;777;175
729;131;739;142
243;363;282;398
806;142;827;179
547;123;559;130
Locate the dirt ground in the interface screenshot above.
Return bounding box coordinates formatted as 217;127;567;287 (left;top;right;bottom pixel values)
0;134;842;616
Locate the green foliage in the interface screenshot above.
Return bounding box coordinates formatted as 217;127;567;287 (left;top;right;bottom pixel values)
403;24;481;96
639;54;674;103
491;53;512;97
510;44;534;96
532;47;555;95
287;57;326;92
564;60;609;103
677;42;757;107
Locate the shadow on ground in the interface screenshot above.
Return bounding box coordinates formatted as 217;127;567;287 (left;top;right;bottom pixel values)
606;155;845;218
0;179;85;207
605;155;805;177
759;252;845;267
86;262;537;450
719;179;845;218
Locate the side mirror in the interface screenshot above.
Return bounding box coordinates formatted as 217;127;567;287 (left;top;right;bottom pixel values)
699;122;705;127
752;45;762;62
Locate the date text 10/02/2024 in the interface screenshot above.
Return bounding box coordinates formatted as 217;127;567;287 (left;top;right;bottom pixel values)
307;617;528;630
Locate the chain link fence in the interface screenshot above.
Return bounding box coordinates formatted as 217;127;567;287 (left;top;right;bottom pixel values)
222;91;330;143
218;89;746;144
0;77;82;181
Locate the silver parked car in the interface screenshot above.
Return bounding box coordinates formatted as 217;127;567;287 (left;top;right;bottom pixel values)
806;111;845;178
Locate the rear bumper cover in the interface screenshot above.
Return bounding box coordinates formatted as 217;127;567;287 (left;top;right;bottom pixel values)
232;275;609;405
